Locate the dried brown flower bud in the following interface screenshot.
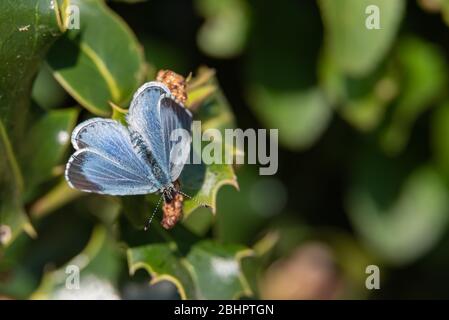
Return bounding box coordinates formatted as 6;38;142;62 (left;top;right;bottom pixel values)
161;180;184;229
156;70;188;105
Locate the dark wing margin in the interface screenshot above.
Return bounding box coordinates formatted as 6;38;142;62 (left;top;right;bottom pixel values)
65;148;158;195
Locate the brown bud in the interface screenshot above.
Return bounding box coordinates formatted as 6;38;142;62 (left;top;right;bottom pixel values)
156;70;188;105
161;180;184;229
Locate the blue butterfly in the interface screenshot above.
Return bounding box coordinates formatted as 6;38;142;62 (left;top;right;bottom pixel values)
65;82;192;204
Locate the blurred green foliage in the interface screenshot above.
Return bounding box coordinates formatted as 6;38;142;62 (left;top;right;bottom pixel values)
2;0;449;299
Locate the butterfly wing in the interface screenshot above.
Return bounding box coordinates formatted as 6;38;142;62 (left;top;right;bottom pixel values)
127;82;192;184
159;96;192;181
66;118;159;195
127;82;170;172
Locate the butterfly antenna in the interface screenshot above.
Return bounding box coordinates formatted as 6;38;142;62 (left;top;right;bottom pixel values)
175;189;211;209
144;194;164;231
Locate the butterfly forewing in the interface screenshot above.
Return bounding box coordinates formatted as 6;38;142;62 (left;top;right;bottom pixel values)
66;119;159;195
127;82;170;174
127;82;192;185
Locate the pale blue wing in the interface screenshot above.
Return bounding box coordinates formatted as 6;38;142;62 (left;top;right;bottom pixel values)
71;118;156;182
66;118;160;195
126;82;170;176
159;96;192;181
65;148;158;195
127;82;193;184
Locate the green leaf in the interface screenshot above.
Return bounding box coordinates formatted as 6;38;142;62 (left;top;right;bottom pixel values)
20;108;79;199
29;179;83;219
346;165;449;265
0;120;32;248
214;167;287;244
380;37;447;155
181;163;238;216
32;225;121;299
0;0;65;247
318;0;405;77
195;0;250;58
0;0;65;141
32;64;69;110
47;0;145;116
186;241;253;299
128;240;253;299
110;101;128;125
319;47;398;132
181;68;239;216
248;86;332;150
127;242;197;299
433;102;449;180
245;1;330;150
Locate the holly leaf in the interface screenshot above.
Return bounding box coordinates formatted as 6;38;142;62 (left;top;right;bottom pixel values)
319;47;398;132
0;0;65;247
245;1;331;151
47;0;145;116
379;37;447;155
127;242;197;299
318;0;405;77
347;162;449;265
0;0;65;141
248;86;332;150
20;108;79;200
128;240;254;299
32;226;122;299
195;0;250;58
0;120;33;248
181;67;239;216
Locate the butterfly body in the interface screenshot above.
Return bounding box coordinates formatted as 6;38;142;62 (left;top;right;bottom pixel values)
65;81;192;199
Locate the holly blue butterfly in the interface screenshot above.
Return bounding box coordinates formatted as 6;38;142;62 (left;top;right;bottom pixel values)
65;82;193;207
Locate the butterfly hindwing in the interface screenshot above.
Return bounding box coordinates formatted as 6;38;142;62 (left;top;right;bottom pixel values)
159;95;192;181
66;148;158;195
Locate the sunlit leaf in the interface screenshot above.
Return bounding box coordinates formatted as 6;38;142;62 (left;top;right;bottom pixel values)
181;68;239;216
380;37;447;155
29;180;83;219
195;0;250;58
128;240;253;299
20;108;79;199
0;0;65;141
249;86;332;150
47;0;145;116
318;0;405;76
347;165;449;265
0;0;65;248
319;47;398;132
32;226;121;299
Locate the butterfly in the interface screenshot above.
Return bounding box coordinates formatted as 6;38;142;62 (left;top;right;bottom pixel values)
65;81;194;227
